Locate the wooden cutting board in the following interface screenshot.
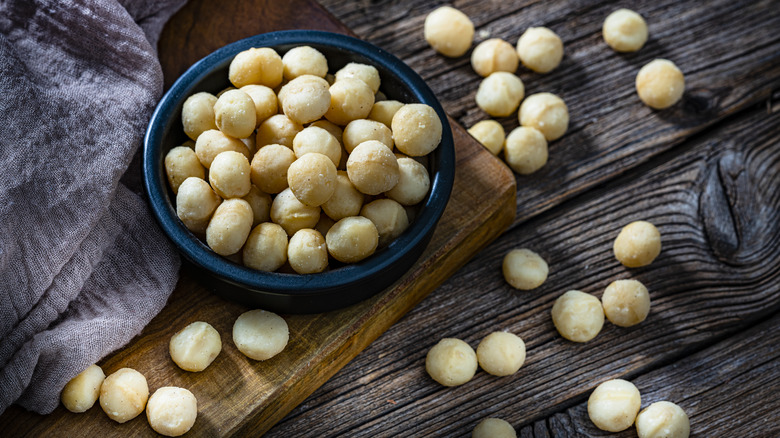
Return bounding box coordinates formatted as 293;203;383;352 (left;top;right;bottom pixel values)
0;0;515;435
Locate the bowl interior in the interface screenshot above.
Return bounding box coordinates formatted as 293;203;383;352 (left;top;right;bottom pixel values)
144;30;454;299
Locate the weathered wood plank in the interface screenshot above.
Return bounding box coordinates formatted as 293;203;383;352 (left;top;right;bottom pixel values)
268;105;780;436
320;0;780;225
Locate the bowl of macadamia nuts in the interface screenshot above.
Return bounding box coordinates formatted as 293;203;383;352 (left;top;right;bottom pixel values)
143;30;454;314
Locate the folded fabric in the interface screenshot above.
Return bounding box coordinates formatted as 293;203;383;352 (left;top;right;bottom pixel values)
0;0;186;414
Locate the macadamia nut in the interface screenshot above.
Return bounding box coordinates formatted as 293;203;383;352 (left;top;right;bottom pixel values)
468;120;506;155
476;331;526;376
243;222;288;271
176;177;221;234
243;185;272;226
424;6;474;57
195;129;251;168
287;153;337;207
425;338;477;386
603;9;648;52
636;59;685;109
502;248;548;290
504;126;548;174
61;364;105;413
476;72;525;117
232;309;289;361
473;418;517;438
240;84;278;127
613;220;661;267
346;140;399;195
146;387;198;437
288;228;328;274
386;156;430;206
208;150;251;199
280;75;331;124
325;78;375;126
229;47;283;88
282;46;328;80
326;216;378;263
256;114;304;148
472;38;519;77
360;199;409;247
293;126;342;166
309;119;344;145
100;368;149;424
322;171;364;221
588;379;642;432
519;92;569;141
166;146;206;194
516;27;564;73
270;188;321;235
251;144;297;194
635;401;690;438
392;103;442;156
343;119;394;153
602;279;651;327
335;62;381;94
214;89;257;139
368;100;404;128
551;290;604;342
169;321;222;372
182;92;217;141
206;199;254;256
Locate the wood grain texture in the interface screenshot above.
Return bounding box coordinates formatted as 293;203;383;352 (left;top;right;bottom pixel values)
0;0;516;435
268;106;780;436
321;0;780;226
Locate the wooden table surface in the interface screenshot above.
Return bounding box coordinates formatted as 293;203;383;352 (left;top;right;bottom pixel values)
266;0;780;437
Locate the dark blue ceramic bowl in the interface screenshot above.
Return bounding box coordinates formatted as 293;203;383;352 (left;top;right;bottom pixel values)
143;30;454;314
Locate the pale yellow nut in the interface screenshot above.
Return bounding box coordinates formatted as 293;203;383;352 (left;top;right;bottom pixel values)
518;92;569;141
503;127;548;175
61;364;105;413
502;248;548;290
468;120;505;155
472;418;517;438
471;38;519;77
425;338;477;386
516;27;564;73
145;387;198;437
476;72;525;117
588;379;642;432
99;368;149;424
635;401;690;438
232;309;289;361
551;290;604;342
424;6;474;57
169;321;222;372
636;59;685;109
613;220;662;267
476;332;526;376
603;8;648;52
602;279;651;327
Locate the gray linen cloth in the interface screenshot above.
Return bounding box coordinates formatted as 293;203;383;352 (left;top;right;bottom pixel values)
0;0;187;414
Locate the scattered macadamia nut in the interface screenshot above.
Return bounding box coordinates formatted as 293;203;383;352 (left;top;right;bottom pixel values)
233;309;289;361
424;6;474;57
195;129;251;168
636;59;685;109
519;92;569;141
335;62;381;94
214;89;257;139
471;38;520;77
613;220;662;267
361;199;409;247
502;248;548;290
473;418;517;438
326;216;379;263
280;75;331;124
282;46;328;80
325;78;375;126
635;401;690;438
240;84;278;127
176;177;221;234
287;153;337;207
602;279;651;327
476;72;525;117
346;140;399;195
243;185;272;226
146;387;198;437
588;379;642;432
603;9;648;52
206;199;254;256
476;331;526;376
516;27;564;73
322;171;364;221
386;156;430;206
243;222;289;271
368;100;404;128
425;338;477;386
551;290;605;342
208;151;251;199
169;321;222;372
392;103;442;156
61;364;105;413
288;228;328;274
100;368;149;424
229;47;283;88
182;92;218;141
343;119;394;153
293;126;342;166
166;146;206;194
256;114;304;148
504;126;548;174
468;120;506;155
270;188;321;235
251;144;297;194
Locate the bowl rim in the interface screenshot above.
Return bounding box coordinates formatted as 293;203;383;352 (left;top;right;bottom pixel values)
143;30;455;298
